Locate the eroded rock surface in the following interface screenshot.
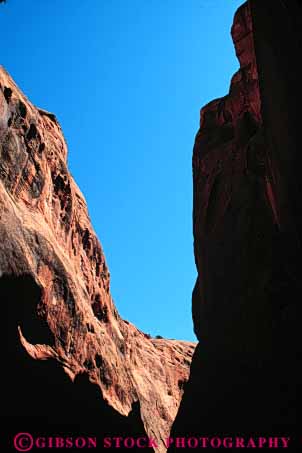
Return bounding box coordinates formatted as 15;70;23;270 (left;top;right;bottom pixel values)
0;66;195;452
169;1;300;446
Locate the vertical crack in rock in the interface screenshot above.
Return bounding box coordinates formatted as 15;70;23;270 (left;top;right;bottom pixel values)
0;66;196;452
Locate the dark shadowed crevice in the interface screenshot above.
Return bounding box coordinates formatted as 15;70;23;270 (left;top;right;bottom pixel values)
0;273;53;345
18;100;27;119
26;123;38;142
3;86;12;103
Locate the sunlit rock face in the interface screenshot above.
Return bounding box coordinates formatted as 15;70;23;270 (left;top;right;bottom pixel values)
169;1;301;447
0;66;195;453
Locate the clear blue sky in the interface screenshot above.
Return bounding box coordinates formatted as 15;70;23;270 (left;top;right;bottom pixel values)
1;0;243;341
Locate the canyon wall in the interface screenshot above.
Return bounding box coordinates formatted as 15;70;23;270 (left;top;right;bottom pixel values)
0;67;195;453
169;0;301;447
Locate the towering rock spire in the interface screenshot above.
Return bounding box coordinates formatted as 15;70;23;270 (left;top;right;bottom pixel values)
169;1;301;447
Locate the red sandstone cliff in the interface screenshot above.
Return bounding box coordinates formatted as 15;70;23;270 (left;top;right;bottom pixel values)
169;1;300;446
0;67;195;452
192;1;272;352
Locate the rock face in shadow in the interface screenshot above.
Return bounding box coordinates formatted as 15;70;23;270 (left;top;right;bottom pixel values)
0;67;195;452
169;0;301;447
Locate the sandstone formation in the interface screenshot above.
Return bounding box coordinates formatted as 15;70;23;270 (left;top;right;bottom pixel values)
169;0;301;448
0;66;195;452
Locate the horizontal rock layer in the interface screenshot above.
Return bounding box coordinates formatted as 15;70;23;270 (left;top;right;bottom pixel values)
0;66;195;453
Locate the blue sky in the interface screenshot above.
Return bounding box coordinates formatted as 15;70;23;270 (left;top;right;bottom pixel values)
1;0;243;341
